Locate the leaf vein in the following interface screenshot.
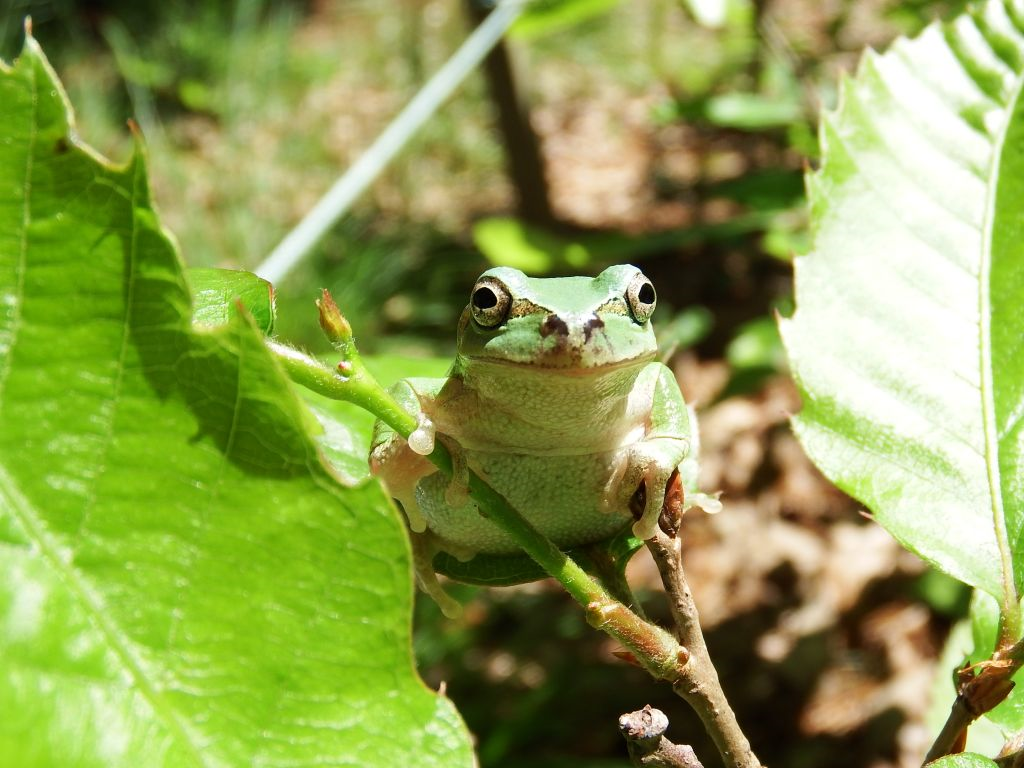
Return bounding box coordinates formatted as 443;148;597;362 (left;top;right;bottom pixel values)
978;66;1022;617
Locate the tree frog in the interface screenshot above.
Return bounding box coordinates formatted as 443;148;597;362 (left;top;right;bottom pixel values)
370;265;716;615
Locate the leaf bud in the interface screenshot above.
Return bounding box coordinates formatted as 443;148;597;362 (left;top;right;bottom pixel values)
316;289;353;347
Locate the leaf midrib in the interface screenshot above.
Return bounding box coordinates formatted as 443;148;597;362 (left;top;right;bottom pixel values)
978;66;1023;622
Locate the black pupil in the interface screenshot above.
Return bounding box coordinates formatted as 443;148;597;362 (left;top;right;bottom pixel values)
638;282;655;305
473;287;498;310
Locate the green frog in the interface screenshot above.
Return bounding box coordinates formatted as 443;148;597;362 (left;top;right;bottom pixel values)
371;265;716;615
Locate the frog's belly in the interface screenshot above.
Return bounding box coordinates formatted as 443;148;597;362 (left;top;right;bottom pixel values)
414;450;630;555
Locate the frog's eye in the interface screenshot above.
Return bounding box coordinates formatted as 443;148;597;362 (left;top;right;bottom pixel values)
470;277;512;329
625;273;657;324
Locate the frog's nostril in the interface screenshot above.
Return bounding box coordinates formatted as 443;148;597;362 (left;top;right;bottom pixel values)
540;314;570;338
583;314;604;342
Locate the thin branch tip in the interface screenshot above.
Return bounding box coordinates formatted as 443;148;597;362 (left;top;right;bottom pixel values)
620;706;705;768
647;530;761;768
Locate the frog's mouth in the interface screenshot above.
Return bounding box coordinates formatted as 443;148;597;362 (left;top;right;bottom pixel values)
471;350;657;375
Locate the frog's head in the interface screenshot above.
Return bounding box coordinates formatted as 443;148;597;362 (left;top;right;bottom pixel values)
455;264;658;373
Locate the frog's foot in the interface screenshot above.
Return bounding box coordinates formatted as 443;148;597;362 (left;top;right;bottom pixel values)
410;530;462;619
370;441;434;533
632;467;684;538
615;437;690;541
601;457;630;516
632;463;679;540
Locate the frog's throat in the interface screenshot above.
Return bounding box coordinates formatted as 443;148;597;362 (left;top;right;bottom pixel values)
435;355;658;455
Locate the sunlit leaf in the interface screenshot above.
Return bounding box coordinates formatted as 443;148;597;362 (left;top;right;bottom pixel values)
472;214;778;273
727;316;785;371
472;216;591;273
0;33;473;767
781;0;1024;602
927;608;1007;756
703;91;803;129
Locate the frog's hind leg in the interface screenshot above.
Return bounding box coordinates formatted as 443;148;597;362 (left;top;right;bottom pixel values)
441;435;471;509
409;530;463;619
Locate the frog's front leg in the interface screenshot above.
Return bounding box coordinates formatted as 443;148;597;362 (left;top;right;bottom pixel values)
607;364;693;540
370;378;472;526
369;379;439;532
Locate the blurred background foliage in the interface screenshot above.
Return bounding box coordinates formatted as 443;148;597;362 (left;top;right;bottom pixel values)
0;0;975;765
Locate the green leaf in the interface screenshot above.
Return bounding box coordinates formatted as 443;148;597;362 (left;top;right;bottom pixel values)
656;306;713;360
722;315;787;398
726;316;785;371
509;0;621;40
702;91;803;130
433;550;551;585
0;34;473;767
187;267;275;333
472;213;778;274
912;567;972;618
471;216;592;274
706;168;805;210
781;0;1024;603
932;589;1024;740
926;755;999;768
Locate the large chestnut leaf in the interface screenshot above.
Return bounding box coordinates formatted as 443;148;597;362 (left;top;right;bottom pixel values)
0;33;473;768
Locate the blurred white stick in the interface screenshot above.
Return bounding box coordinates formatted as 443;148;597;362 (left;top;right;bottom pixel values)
255;0;528;284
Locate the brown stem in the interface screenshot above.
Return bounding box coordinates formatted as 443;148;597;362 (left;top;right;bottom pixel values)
647;531;763;768
619;705;705;768
464;0;557;229
926;697;972;764
925;654;1022;764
